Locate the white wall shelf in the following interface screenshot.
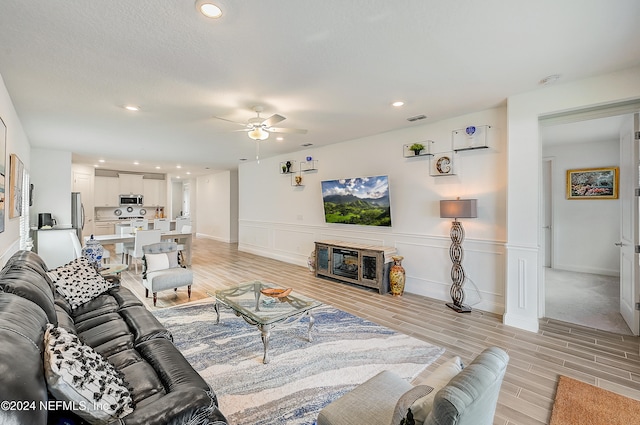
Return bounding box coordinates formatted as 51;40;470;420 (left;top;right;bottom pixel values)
300;160;318;172
279;160;296;174
403;141;433;158
452;125;491;152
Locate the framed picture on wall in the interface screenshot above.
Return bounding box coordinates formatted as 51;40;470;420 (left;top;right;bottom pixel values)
566;167;619;199
9;153;24;218
0;117;5;232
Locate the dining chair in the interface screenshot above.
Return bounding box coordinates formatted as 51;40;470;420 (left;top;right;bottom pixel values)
176;225;192;264
116;225;134;264
127;229;162;273
130;218;149;230
153;218;170;232
175;217;191;233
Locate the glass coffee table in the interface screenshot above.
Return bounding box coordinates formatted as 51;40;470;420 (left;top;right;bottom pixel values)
213;281;323;364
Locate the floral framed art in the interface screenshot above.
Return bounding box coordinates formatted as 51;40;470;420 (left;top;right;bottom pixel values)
566;167;619;200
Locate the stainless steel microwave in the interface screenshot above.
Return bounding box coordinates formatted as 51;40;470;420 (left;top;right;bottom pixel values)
119;195;143;206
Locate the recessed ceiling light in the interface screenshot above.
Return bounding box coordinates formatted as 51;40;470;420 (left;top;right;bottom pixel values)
176;165;182;169
176;176;181;179
133;161;140;165
98;159;105;163
94;164;99;168
196;0;223;18
186;171;191;175
276;137;284;141
155;166;161;169
124;105;140;111
392;101;405;107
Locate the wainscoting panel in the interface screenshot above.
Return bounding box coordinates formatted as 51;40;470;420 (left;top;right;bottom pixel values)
239;221;506;314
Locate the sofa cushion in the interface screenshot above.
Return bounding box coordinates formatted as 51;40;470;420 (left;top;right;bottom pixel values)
0;293;49;425
47;257;116;309
411;356;464;423
0;267;58;324
43;324;135;424
423;348;508;425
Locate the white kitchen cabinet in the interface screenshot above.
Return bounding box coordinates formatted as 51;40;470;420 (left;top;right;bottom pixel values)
119;174;144;195
94;176;120;207
143;179;166;207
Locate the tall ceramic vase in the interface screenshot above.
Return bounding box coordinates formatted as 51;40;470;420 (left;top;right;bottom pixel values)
82;234;104;270
389;255;405;296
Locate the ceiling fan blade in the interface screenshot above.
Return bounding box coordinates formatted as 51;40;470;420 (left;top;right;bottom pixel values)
262;114;286;127
269;127;308;134
213;116;248;127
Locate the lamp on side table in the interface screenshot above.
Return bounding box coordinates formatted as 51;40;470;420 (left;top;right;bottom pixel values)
440;198;477;313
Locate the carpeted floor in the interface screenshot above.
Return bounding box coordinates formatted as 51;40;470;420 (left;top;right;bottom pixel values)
550;375;640;425
544;268;631;335
152;301;444;425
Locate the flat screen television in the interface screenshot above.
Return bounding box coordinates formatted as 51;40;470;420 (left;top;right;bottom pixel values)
321;175;392;226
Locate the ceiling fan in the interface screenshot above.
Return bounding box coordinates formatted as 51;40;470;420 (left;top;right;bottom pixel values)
215;106;308;141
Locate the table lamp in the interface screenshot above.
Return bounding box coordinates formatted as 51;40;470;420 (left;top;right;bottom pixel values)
440;198;477;313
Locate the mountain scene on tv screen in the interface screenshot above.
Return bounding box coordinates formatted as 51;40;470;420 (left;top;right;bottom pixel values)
321;176;391;226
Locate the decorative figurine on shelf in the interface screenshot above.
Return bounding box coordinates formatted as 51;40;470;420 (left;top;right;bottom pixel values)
465;126;476;136
285;161;292;173
281;164;287;173
82;234;104;270
295;175;302;186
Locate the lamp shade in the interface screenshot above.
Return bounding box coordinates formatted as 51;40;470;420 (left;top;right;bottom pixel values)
248;127;269;140
440;199;477;219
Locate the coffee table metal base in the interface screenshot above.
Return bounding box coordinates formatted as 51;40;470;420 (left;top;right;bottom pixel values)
214;302;316;364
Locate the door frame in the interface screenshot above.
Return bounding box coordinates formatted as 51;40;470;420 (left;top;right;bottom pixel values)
538;101;640;325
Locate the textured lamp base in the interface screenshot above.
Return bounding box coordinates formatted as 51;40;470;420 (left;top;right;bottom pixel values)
446;302;472;313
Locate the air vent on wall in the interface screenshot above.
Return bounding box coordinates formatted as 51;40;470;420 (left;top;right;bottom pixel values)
407;114;427;122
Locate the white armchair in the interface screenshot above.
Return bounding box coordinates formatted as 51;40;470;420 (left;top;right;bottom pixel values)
142;241;193;306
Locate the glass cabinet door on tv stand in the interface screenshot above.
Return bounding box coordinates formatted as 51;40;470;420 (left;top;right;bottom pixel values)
314;241;394;294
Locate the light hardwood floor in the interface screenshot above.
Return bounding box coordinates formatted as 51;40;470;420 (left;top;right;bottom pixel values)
114;238;640;425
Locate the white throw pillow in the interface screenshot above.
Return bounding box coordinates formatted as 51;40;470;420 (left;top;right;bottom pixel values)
46;257;116;309
43;324;134;424
144;251;178;273
411;356;464;423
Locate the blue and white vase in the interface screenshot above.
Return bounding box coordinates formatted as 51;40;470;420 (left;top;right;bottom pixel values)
82;234;104;270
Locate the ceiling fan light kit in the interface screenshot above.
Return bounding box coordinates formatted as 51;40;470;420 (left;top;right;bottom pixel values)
248;127;269;140
215;106;308;142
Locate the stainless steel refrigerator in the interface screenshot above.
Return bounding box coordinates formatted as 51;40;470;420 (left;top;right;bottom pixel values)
71;192;84;242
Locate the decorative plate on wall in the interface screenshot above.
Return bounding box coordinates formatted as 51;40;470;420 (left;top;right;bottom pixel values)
430;152;455;176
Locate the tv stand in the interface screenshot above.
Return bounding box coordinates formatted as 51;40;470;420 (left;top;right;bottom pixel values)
314;240;397;294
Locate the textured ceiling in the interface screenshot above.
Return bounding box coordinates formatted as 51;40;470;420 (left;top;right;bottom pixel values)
0;0;639;176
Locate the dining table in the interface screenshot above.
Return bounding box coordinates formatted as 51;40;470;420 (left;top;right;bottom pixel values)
85;231;193;265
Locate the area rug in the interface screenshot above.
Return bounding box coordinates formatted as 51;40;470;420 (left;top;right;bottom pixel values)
152;302;444;425
550;375;640;425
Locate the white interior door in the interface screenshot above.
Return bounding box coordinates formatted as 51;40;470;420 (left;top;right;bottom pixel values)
619;112;639;335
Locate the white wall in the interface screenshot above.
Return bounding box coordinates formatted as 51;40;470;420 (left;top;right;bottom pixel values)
505;66;640;332
544;140;620;275
239;106;508;314
0;75;31;264
30;149;72;226
196;171;238;243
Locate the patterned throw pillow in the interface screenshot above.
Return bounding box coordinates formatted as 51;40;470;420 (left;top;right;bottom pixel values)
43;324;134;423
46;257;116;309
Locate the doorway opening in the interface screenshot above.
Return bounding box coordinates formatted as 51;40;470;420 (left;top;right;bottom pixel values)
540;111;635;335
